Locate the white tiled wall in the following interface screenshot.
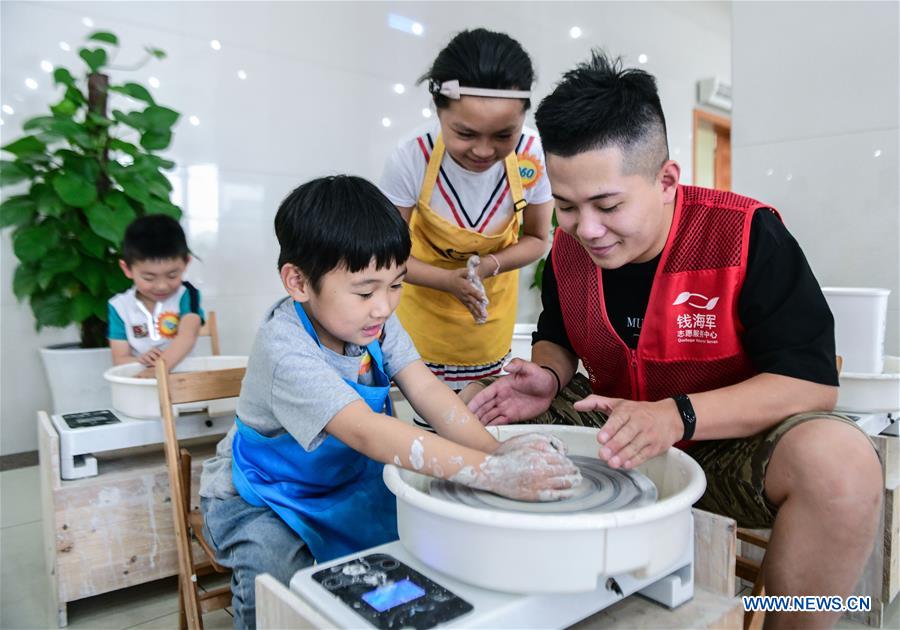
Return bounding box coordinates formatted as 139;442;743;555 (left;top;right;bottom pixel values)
0;1;731;455
732;0;900;363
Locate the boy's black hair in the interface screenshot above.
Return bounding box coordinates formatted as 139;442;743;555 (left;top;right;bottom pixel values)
275;175;411;292
535;50;669;178
121;214;190;265
419;28;535;111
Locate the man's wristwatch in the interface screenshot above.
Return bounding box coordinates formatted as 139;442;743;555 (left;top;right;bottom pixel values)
672;394;696;441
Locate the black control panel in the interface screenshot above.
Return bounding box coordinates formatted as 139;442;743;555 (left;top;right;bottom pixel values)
312;553;473;629
61;409;121;429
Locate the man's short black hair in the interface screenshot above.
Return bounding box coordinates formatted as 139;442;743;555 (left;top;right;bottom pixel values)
535;50;669;178
275;175;411;292
121;214;189;265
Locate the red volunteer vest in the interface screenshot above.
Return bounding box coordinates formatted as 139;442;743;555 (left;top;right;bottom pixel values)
553;185;780;403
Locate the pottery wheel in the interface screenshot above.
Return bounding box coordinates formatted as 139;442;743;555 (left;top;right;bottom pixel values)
428;455;657;514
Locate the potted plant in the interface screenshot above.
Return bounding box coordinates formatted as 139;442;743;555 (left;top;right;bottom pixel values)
0;31;181;412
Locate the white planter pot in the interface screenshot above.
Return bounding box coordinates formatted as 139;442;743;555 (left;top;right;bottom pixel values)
39;344;113;414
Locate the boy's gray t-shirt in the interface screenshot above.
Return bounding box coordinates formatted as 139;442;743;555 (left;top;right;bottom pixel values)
199;297;420;499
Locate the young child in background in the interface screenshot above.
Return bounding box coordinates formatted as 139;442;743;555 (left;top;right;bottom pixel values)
108;214;205;374
198;175;580;629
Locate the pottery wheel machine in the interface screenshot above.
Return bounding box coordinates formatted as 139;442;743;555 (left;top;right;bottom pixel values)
291;425;707;629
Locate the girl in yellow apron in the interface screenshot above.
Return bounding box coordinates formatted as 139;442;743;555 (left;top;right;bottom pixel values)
379;29;554;423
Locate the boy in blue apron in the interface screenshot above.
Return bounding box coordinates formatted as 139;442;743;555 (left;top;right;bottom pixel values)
198;175;581;629
108;214;205;375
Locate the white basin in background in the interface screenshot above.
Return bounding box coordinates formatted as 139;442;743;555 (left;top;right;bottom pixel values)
103;355;248;418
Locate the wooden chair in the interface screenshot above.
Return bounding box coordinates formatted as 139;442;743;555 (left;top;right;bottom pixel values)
156;358;245;629
737;355;844;630
198;311;221;356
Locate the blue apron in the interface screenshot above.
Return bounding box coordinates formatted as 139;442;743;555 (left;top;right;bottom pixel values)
231;301;398;562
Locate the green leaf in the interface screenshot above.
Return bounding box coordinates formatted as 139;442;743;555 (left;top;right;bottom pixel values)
78;228;109;259
88;31;119;45
86;200;135;244
23;116;56;131
52;172;97;207
79;48;107;72
2;136;46;158
142;105;178;130
112;109;146;131
109;139;139;156
110;83;154;105
65;86;86;105
147;180;171;199
53;68;76;88
145;198;181;219
145;47;167;60
117;175;150;204
33;183;65;217
60;154;100;183
140;129;172;151
70;292;98;322
37;247;82;290
13;224;57;262
31;291;71;328
0;195;37;227
87;112;112;127
0;160;30;186
26;117;93;147
78;258;107;295
13;264;39;300
50;99;79;117
106;268;132;294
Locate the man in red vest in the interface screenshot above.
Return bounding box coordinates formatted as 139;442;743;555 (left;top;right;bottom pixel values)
466;51;881;628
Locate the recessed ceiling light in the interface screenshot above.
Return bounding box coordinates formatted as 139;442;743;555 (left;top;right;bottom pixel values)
2;104;14;115
25;78;38;90
210;40;222;51
82;17;94;27
189;115;200;126
59;41;71;52
766;168;774;176
785;173;793;181
873;149;882;158
393;83;405;94
411;22;424;36
0;117;4;126
382;117;392;128
422;108;432;118
638;54;648;64
237;70;248;80
40;60;54;73
569;26;582;39
148;76;160;88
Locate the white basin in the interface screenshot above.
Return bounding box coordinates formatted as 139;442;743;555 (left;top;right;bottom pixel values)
103;355;247;418
383;424;706;594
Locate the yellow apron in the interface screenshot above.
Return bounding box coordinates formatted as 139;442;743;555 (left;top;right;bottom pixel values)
396;135;526;366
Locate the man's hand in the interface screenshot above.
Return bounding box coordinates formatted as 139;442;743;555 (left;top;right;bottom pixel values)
573;396;683;469
467;359;557;426
138;347;163;367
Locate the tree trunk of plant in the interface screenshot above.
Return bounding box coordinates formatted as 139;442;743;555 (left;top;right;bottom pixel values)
88;72;111;196
80;316;108;349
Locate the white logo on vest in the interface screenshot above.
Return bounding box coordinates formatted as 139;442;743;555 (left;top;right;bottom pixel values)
673;292;719;344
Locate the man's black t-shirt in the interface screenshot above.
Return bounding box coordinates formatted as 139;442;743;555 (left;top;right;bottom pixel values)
533;209;839;387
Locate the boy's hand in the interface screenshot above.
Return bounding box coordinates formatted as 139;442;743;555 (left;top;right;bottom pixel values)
459;440;582;502
491;432;569;456
138;348;163;367
446;267;488;322
136;367;156;379
467;359;557;426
